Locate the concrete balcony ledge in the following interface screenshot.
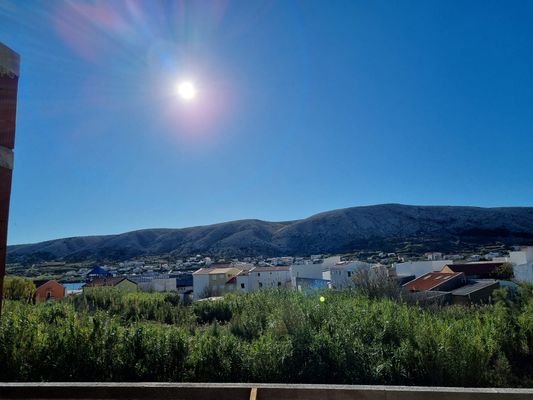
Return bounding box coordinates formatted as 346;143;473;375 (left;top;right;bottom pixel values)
0;383;532;400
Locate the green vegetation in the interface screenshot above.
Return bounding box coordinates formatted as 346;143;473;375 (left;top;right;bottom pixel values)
1;287;533;386
492;262;515;280
3;276;35;303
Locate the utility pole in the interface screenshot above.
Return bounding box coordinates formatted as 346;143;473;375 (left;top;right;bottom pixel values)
0;43;20;316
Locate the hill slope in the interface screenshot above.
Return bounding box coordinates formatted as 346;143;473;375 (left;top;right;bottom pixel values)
7;204;533;263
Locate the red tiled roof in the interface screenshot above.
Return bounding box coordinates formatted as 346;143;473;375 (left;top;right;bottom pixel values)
403;272;463;292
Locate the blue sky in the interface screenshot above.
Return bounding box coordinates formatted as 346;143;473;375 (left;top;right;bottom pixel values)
1;0;532;245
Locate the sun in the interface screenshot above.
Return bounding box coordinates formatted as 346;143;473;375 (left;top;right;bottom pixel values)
176;81;197;101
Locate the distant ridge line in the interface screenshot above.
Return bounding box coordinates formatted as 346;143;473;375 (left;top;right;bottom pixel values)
7;204;533;263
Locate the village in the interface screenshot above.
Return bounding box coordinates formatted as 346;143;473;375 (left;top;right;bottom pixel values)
24;246;533;306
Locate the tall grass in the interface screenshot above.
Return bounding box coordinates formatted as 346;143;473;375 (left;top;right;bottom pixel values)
1;288;533;386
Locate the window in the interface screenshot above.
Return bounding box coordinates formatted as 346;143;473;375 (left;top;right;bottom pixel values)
278;282;281;286
259;282;263;288
241;283;245;289
257;273;261;276
347;271;352;277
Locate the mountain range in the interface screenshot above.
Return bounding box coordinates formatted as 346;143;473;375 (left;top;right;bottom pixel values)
7;204;533;263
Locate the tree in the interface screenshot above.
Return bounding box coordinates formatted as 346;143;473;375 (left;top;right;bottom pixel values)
3;276;36;303
491;262;514;280
352;265;403;300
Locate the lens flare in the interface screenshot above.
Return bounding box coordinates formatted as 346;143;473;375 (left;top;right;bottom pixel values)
176;81;197;101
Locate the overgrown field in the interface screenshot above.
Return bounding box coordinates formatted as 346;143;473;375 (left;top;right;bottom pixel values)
2;287;533;386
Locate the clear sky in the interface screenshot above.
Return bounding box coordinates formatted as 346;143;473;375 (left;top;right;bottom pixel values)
1;0;532;245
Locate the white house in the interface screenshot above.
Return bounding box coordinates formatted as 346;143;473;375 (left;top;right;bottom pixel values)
234;272;251;293
393;260;452;278
425;252;443;261
330;261;374;289
235;266;292;293
192;266;241;300
254;266;292;289
268;257;294;266
290;262;324;285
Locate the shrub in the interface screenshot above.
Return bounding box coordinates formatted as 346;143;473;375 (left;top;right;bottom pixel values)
1;287;533;386
3;276;35;303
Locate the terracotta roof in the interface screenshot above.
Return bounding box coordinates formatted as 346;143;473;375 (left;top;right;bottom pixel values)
85;277;135;287
403;272;464;292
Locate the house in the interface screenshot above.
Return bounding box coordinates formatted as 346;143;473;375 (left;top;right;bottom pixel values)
85;266;113;281
251;266;292;289
84;277;138;292
425;252;443;261
403;272;466;292
34;280;65;302
231;270;249;293
268;257;294;266
290;262;327;287
330;261;373;290
449;279;499;305
394;260;452;278
233;266;292;293
440;261;507;279
192;265;241;299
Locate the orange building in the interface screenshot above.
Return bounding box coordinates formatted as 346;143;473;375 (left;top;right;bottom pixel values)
34;280;65;302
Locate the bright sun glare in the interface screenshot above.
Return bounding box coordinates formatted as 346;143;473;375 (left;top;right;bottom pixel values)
176;81;197;101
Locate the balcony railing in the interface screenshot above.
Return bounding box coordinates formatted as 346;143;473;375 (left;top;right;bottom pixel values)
0;383;532;400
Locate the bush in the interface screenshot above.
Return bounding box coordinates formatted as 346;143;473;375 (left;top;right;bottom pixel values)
1;288;533;386
3;276;35;303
